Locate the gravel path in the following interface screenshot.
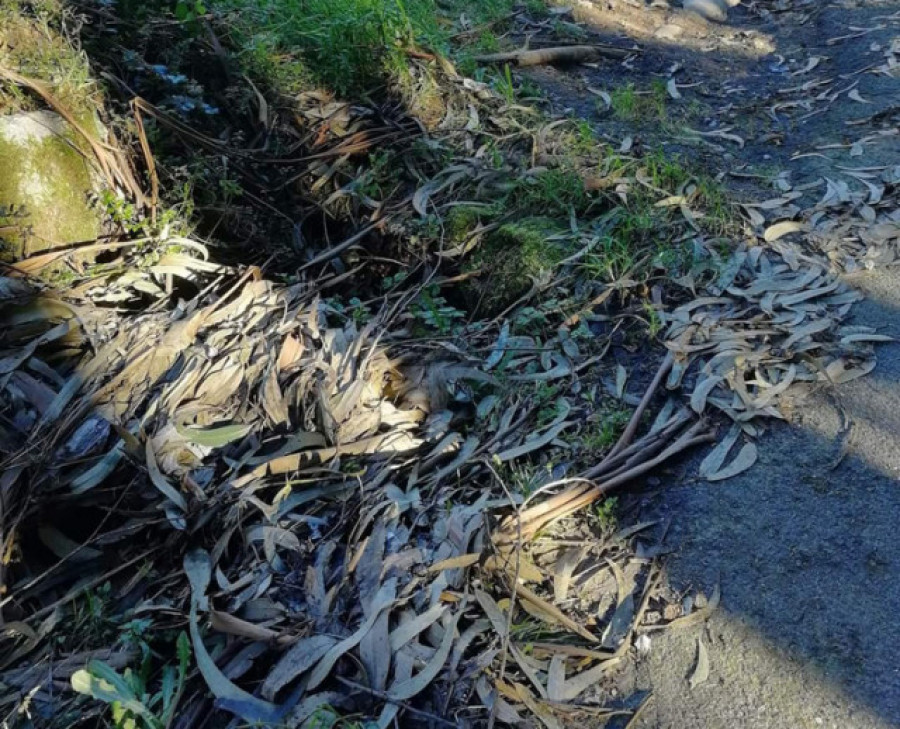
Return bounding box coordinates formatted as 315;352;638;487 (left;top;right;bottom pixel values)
530;1;900;725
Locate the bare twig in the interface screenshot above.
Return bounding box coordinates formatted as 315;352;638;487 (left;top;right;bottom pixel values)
606;351;675;461
131;99;159;224
335;677;458;727
474;45;633;67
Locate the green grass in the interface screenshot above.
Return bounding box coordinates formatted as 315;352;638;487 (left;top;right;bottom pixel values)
0;0;99;121
642;148;736;234
514;167;594;217
209;0;425;95
209;0;545;96
610;81;668;123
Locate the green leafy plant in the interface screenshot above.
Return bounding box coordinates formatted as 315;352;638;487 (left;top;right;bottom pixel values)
594;496;618;531
643;299;664;338
581;407;630;452
492;63;516;104
410;284;465;334
71;632;191;729
174;0;207;22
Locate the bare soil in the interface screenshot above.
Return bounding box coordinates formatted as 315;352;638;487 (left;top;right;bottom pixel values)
525;1;900;726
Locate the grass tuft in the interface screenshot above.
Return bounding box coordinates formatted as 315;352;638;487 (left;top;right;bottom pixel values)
610;81;667;122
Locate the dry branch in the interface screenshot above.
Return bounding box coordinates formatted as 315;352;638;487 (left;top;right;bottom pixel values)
473;44;633;67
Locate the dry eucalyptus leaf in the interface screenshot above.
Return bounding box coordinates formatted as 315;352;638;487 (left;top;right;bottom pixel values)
689;638;710;688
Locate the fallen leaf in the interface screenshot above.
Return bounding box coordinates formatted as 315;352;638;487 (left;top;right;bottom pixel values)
666;79;681;99
689;638;710;688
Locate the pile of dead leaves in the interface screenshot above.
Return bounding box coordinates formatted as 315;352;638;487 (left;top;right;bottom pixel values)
0;253;705;727
0;199;880;727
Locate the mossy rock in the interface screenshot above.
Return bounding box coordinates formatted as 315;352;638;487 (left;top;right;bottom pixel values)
0;110;103;261
466;218;569;315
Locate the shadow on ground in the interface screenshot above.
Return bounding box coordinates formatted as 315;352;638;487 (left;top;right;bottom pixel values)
616;271;900;729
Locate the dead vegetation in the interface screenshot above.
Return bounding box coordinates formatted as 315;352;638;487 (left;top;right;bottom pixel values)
0;0;890;727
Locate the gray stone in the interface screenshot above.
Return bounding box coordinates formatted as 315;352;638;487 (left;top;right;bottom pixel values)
655;22;685;40
0;110;103;260
683;0;728;22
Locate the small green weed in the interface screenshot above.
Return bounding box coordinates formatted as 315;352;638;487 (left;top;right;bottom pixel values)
642;300;663;337
410;284;465;334
581;408;630;452
580;234;637;281
515;168;592;217
174;0;207;23
594;496;618;531
71;632;191;729
533;382;563;426
492;63;516;104
306;705;367;729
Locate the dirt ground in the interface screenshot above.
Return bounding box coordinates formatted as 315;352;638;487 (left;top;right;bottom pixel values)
523;1;900;726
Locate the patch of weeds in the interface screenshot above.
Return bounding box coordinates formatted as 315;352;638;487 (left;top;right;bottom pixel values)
610;82;667;123
534;382;563;426
306;706;368;729
0;0;98;122
174;0;207;23
643;148;691;190
642;299;664;337
64;583;118;648
517;76;545;101
570;118;598;157
524;0;550;16
71;631;191;729
511;304;549;333
381;270;408;291
515;167;593;217
694;177;735;234
211;0;426;95
509;616;546;641
410;284;465;334
472;29;501;54
358;149;402;200
98;187;193;240
324;295;373;326
552;18;587;41
210;0;549;97
593;496;618;532
640;149;737;235
580;232;639;281
491;64;516;104
581;407;630;452
217;177;243;204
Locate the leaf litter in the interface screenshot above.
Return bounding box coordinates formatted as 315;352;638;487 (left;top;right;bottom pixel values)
0;10;891;729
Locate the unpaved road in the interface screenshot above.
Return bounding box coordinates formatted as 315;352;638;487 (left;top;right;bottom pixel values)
529;1;900;726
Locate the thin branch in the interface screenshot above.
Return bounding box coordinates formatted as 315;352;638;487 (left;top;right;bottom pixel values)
335;677;457;728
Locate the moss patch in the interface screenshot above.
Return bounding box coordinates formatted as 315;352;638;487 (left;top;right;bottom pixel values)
0;110;102;259
467;218;569;315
